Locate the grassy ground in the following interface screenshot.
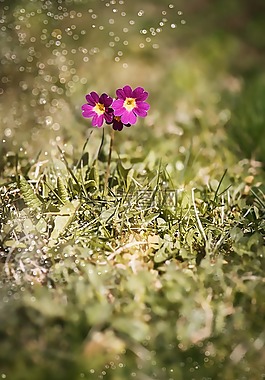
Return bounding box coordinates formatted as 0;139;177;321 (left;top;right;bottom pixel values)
0;1;265;379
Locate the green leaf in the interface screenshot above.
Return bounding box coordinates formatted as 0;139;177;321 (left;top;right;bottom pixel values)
23;218;35;234
5;240;27;249
117;160;131;187
57;176;69;204
100;207;116;222
154;248;169;263
144;212;160;223
89;161;99;189
49;200;80;246
19;175;42;210
85;179;97;190
230;227;244;242
36;217;47;234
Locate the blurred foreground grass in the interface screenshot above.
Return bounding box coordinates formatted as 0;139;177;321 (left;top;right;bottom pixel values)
0;0;265;379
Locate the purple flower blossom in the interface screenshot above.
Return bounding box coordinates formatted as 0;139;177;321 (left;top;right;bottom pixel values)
112;85;150;125
109;116;131;131
81;91;113;127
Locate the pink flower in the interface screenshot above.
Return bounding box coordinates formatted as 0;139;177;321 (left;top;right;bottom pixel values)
110;116;131;131
81;92;113;127
112;85;150;125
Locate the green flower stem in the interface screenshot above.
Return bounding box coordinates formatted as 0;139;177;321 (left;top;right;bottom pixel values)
104;127;115;195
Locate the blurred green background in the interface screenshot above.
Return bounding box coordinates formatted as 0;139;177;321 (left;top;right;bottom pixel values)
1;2;265;380
1;0;264;165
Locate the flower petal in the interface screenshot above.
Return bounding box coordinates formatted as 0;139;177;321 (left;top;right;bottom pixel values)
97;114;104;127
90;91;99;103
132;87;148;101
136;101;150;111
114;107;125;116
91;114;104;127
112;99;124;110
133;107;147;117
81;104;95;118
121;110;137;125
112;100;126;116
99;93;113;107
132;87;143;97
86;92;100;105
116;88;126;100
112;119;124;131
85;94;95;106
104;110;114;123
123;85;133;98
91;114;99;126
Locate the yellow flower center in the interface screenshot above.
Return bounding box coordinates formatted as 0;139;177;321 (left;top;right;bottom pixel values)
123;97;136;111
94;102;105;115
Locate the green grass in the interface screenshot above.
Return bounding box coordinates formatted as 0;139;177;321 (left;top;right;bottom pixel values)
0;126;264;379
